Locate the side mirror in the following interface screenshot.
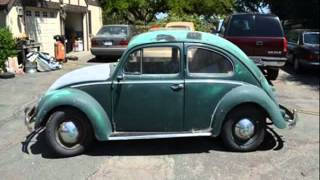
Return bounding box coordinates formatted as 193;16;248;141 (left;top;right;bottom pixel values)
117;74;124;82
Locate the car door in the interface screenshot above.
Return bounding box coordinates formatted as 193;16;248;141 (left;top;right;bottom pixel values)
112;43;184;132
184;43;239;131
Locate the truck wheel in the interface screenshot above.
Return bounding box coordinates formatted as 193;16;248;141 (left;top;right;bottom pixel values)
293;58;302;73
221;105;266;152
45;108;93;157
267;69;279;80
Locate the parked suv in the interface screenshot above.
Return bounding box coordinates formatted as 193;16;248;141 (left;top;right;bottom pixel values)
218;13;288;80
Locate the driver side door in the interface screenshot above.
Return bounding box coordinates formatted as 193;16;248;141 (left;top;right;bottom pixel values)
112;43;184;132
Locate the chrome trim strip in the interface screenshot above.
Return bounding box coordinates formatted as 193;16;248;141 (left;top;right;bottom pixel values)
185;79;244;85
71;82;112;87
117;80;184;84
108;132;212;140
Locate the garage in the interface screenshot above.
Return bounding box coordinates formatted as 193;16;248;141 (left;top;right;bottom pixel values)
24;8;60;56
64;11;84;53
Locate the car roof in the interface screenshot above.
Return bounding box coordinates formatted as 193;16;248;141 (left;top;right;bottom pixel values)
231;13;278;17
128;30;263;79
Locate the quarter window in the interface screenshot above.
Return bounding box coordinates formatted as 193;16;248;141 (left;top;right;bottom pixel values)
124;47;180;74
187;47;233;74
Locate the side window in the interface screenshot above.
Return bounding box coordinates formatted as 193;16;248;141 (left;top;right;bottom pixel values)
287;31;299;43
187;47;233;75
124;47;180;74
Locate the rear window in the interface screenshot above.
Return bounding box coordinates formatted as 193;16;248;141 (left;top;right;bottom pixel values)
255;16;283;37
97;26;128;37
228;15;254;36
227;15;284;37
303;33;319;45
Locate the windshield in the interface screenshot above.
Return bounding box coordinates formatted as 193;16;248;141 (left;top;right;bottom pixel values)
303;33;319;45
97;26;128;38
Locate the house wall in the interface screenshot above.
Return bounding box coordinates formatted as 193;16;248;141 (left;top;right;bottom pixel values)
88;5;103;36
5;6;25;37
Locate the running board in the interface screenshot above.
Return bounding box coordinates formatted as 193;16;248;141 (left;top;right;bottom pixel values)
108;131;212;141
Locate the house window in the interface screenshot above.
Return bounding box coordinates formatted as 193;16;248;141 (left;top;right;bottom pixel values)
35;11;40;17
42;11;48;17
25;10;32;16
50;12;55;18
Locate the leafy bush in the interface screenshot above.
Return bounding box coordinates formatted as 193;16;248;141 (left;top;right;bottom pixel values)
0;27;16;72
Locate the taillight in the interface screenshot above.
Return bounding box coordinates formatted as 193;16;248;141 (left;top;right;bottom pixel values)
91;39;98;47
119;40;129;46
305;53;318;61
283;37;288;54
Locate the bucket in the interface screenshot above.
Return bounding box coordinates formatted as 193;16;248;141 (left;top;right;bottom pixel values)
25;61;37;73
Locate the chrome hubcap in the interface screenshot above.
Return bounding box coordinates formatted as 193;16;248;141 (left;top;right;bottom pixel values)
58;121;79;144
234;119;255;140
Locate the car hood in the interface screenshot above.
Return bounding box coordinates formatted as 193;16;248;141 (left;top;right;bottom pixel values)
48;63;117;91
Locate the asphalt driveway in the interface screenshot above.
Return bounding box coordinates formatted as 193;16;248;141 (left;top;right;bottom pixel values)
0;52;318;180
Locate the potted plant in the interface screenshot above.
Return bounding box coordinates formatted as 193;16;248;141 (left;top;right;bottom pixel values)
0;27;17;79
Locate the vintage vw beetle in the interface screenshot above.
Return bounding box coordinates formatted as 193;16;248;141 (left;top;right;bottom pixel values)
25;30;297;156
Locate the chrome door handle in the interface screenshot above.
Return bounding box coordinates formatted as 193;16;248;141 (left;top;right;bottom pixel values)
170;83;184;91
256;41;263;46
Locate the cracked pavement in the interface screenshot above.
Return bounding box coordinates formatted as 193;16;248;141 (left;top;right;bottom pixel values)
0;52;319;180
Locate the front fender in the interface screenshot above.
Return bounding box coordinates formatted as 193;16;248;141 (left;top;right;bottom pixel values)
211;84;287;136
34;88;112;141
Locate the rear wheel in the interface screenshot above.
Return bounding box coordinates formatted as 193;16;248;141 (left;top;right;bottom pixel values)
221;105;266;152
45;108;93;156
293;58;302;73
267;68;279;80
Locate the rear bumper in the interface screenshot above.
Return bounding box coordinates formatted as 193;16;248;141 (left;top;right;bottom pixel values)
250;56;287;68
279;104;298;129
299;59;320;67
91;47;126;56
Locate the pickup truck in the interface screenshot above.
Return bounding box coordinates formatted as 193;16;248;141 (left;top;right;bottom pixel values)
217;13;288;80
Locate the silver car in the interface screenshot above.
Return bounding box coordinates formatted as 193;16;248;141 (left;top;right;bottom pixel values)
91;25;136;59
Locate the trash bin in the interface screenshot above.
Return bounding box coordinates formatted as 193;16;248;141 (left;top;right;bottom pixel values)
54;35;66;62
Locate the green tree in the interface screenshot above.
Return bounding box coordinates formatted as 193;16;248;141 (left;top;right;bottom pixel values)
102;0;167;25
265;0;319;29
0;27;16;72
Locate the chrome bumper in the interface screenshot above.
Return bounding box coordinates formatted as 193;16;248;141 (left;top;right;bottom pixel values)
24;106;36;132
279;104;298;129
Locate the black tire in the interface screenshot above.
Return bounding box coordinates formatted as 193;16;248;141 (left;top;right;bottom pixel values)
266;69;279;80
221;105;266;152
45;108;93;156
0;72;15;79
95;56;103;60
293;58;302;73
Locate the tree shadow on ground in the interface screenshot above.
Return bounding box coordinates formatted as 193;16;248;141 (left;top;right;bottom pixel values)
22;127;284;159
87;56;119;63
280;64;320;90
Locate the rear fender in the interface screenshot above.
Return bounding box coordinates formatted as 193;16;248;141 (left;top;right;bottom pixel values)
211;85;287;136
34;88;112;141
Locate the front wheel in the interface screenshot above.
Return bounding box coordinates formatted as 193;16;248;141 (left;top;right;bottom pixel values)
45;108;93;156
221;105;266;152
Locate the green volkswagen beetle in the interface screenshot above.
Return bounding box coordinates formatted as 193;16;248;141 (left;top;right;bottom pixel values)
25;30;297;156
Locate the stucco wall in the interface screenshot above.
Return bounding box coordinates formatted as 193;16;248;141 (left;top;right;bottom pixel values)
88;5;103;36
5;6;25;37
